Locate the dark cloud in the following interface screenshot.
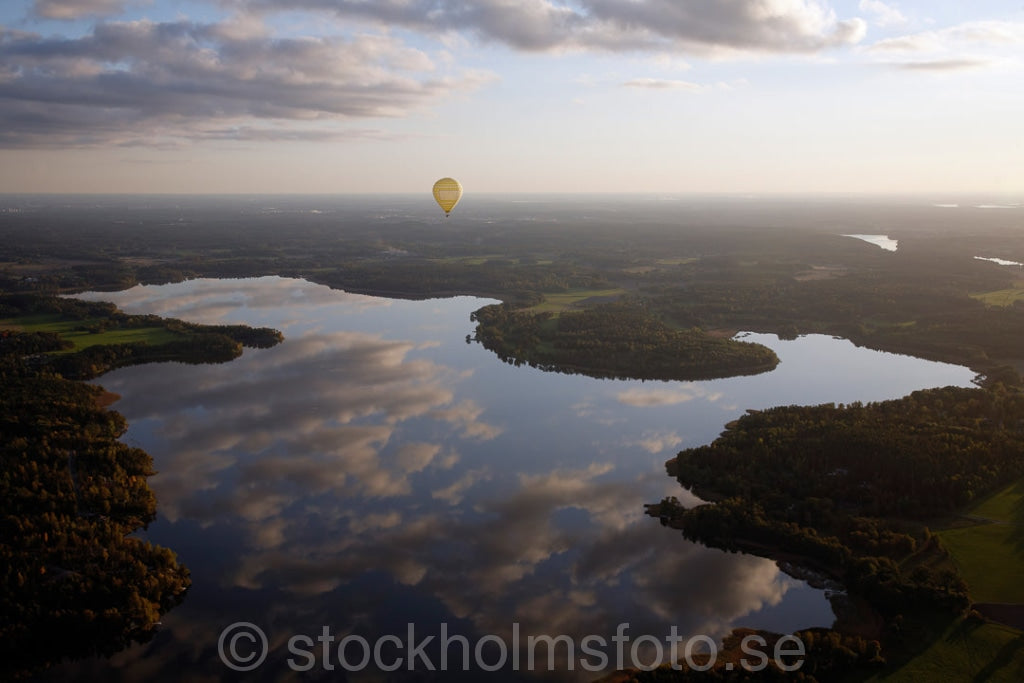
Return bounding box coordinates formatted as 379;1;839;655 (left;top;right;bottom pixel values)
0;20;491;148
581;0;865;53
31;0;130;20
0;2;869;148
241;0;866;54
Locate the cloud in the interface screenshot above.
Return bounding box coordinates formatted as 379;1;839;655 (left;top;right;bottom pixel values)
395;442;444;473
242;0;866;55
31;0;131;19
224;464;803;654
431;468;489;505
622;77;704;91
97;327;465;522
429;399;503;441
629;431;685;454
0;20;493;148
864;20;1024;71
857;0;906;29
890;58;991;72
75;276;391;323
1;1;872;149
580;0;866;53
617;386;703;406
870;21;1024;52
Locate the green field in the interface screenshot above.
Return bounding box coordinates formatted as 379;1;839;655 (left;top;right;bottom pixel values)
940;525;1024;604
870;618;1024;683
972;285;1024;307
528;288;627;315
973;479;1024;523
0;313;183;352
431;255;555;266
432;254;504;265
936;478;1024;604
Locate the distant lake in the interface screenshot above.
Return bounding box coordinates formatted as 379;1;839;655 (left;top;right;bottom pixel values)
843;234;898;251
975;256;1023;267
56;276;976;681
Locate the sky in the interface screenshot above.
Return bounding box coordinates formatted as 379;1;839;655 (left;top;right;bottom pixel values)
0;0;1021;195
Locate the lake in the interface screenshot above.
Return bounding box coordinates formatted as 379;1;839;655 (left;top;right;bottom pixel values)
55;276;977;681
842;234;898;252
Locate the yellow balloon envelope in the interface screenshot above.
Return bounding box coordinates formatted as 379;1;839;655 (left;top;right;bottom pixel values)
432;177;463;216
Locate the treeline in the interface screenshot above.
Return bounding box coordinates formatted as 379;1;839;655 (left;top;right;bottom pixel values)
1;294;283;380
643;383;1024;680
471;300;779;381
314;259;608;301
49;336;244;380
648;272;1024;374
671;385;1024;520
0;330;71;355
0;343;190;679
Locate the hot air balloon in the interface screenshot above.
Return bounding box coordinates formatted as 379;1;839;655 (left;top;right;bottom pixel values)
432;177;463;217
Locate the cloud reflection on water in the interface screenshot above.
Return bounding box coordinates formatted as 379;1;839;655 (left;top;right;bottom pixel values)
71;277;830;680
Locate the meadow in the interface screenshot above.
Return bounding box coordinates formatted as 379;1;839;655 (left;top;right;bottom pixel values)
939;478;1024;604
0;312;183;351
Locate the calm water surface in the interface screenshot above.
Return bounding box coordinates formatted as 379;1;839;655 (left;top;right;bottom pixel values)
58;276;976;680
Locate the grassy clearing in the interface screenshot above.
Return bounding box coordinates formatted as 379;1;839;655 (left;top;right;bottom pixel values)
973;479;1024;523
940;525;1024;604
528;288;627;316
430;255;505;265
937;478;1024;604
971;284;1024;307
621;258;697;274
870;618;1024;683
0;313;184;352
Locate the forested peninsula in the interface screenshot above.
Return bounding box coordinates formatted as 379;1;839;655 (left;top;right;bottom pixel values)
471;300;779;381
634;383;1024;681
0;293;282;679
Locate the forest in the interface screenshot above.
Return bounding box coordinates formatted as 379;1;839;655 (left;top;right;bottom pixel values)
0;343;189;679
1;294;282;379
471;299;779;380
640;382;1024;680
0;292;283;679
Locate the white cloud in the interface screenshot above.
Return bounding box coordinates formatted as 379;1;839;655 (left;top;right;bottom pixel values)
617;386;703;406
864;20;1024;71
867;21;1024;54
857;0;907;29
890;58;991;72
622;78;704;91
430;399;503;441
629;431;685;454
